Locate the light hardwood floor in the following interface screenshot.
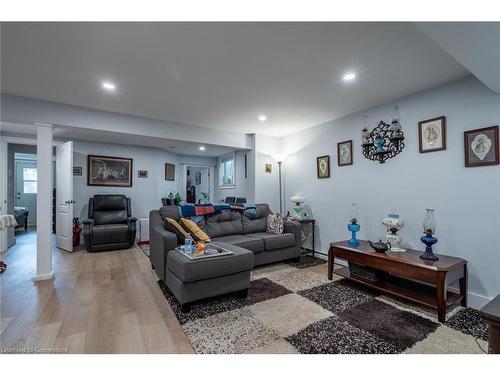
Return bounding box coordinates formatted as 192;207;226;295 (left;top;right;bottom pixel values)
0;230;193;353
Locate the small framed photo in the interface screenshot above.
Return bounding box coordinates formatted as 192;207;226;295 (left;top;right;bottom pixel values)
316;155;330;179
418;116;446;153
165;163;175;181
464;125;499;167
73;166;82;176
195;172;201;185
265;163;272;173
337;140;353;166
138;170;148;178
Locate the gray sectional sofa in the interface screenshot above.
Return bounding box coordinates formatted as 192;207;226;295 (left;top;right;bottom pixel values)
149;203;302;310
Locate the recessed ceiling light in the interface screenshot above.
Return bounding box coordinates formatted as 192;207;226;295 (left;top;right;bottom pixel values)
343;73;356;81
199;146;206;151
101;81;116;91
258;115;267;122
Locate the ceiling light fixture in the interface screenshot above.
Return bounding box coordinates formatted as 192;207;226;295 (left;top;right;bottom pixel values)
258;115;267;122
101;81;116;91
343;73;356;82
199;146;206;151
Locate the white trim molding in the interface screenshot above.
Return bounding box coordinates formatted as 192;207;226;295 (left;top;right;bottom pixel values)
33;271;55;282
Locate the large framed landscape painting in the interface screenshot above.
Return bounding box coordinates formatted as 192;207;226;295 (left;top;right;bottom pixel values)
87;155;133;187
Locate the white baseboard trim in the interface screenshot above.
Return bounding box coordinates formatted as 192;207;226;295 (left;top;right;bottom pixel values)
33;271;55;281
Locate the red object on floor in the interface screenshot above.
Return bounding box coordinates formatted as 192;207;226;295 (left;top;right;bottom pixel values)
72;226;82;247
137;240;150;245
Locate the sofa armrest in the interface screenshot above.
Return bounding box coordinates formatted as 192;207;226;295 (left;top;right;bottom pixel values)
150;225;178;282
82;218;95;251
127;217;137;246
82;218;94;226
283;220;302;244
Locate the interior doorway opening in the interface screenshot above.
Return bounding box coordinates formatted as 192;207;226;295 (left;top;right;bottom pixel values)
184;165;214;204
4;143;57;252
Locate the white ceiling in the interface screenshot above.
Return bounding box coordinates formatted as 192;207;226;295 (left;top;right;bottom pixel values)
415;22;500;94
1;22;470;137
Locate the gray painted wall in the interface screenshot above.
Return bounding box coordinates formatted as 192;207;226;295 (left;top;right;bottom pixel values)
281;77;500;308
73;140;216;221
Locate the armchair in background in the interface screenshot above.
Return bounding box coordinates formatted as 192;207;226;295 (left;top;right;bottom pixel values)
82;194;137;252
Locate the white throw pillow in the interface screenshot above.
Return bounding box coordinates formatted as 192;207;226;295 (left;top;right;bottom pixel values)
267;213;284;234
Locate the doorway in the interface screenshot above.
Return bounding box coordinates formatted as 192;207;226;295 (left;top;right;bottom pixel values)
15;153;38;227
185;165;214;204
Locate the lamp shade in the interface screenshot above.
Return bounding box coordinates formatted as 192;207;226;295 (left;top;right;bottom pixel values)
290;194;305;204
273;153;287;163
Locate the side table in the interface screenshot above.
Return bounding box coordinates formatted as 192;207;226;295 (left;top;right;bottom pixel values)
480;294;500;353
295;218;315;257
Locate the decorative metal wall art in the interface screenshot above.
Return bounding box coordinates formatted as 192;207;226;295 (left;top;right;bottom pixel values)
361;107;405;164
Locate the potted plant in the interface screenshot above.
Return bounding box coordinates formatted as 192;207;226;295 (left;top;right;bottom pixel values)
201;192;209;204
161;192;175;206
174;192;182;205
73;217;82;247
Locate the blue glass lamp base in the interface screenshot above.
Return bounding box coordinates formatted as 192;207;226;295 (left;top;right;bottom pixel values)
419;234;439;261
348;223;360;246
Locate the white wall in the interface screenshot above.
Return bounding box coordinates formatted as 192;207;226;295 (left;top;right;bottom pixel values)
281;77;500;308
255;134;281;212
214;150;250;203
73;141;217;221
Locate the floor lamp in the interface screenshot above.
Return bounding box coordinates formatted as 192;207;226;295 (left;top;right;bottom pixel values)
273;154;287;214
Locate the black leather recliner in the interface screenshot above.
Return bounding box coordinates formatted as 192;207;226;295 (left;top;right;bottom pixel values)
82;194;137;252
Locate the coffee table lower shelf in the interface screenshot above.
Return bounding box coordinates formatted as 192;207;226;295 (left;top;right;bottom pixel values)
333;266;463;311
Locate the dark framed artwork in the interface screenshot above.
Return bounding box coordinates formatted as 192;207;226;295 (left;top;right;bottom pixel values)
418;116;446;153
87;155;133;187
265;163;272;173
195;171;201;185
316;155;330;178
138;170;148;178
337;140;353;166
464;125;499;167
165;163;175;181
73;166;82;176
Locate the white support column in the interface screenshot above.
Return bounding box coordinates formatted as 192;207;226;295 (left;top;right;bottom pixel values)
34;124;54;281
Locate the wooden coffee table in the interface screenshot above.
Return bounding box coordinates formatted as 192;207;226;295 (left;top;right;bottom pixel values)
328;240;467;323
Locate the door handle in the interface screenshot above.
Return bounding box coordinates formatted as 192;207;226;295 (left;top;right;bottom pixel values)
64;200;70;204
17;197;21;200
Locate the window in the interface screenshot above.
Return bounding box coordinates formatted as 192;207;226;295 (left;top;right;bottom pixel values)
219;153;235;188
23;167;37;194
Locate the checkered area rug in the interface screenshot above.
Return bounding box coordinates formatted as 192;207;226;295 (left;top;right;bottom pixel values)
160;260;488;354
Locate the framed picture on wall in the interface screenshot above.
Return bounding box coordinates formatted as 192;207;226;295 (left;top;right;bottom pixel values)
265;163;272;173
316;155;330;178
418;116;446;153
337;140;353;166
138;170;148;178
73;166;82;176
195;171;201;185
165;163;175;181
87;155;133;187
464;125;499;167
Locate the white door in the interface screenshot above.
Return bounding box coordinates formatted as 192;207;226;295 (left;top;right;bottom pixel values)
15;161;38;224
56;141;73;252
